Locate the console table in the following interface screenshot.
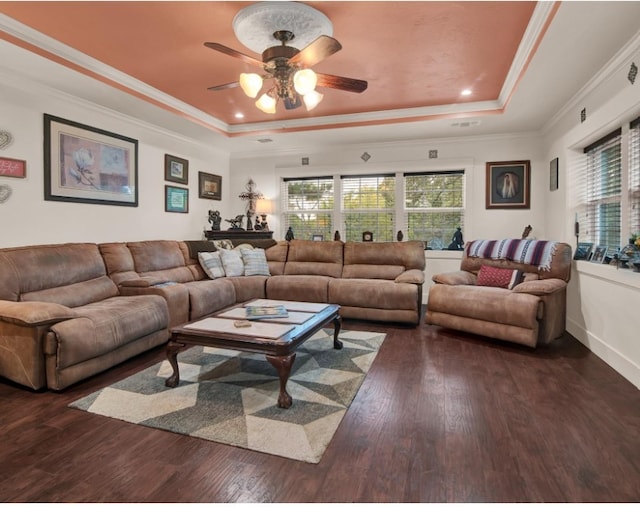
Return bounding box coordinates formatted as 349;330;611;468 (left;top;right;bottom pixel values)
205;230;274;241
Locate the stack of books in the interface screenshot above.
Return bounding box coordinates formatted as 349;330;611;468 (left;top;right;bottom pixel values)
245;305;289;320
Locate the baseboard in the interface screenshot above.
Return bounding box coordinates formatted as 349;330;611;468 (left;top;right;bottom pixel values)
566;317;640;390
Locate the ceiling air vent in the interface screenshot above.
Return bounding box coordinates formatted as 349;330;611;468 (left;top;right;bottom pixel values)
257;138;273;143
451;120;481;128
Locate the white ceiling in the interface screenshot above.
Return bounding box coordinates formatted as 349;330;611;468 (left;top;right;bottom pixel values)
1;1;640;156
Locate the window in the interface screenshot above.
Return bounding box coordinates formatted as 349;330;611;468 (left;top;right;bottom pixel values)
281;177;333;240
403;171;465;249
579;129;622;253
341;174;395;241
629;117;640;238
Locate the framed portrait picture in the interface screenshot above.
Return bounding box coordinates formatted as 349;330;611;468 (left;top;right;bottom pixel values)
165;185;189;213
485;160;531;209
198;171;222;200
0;156;27;178
362;231;373;242
573;242;594;261
44;114;138;206
164;154;188;185
550;157;559;191
591;245;608;263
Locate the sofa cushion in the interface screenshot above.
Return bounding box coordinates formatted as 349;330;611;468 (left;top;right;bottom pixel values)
128;241;195;283
220;249;244;277
266;275;330;303
241;248;270;276
198;251;226;279
476;265;523;289
329;278;420;311
212;239;234;250
284;240;343;278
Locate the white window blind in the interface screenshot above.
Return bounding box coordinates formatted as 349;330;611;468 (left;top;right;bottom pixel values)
578;129;622;253
281;177;333;240
629;117;640;238
341;174;395;241
403;171;465;249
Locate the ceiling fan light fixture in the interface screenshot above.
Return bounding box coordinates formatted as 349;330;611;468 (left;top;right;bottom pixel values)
239;73;263;98
256;92;276;114
303;90;323;111
293;68;318;95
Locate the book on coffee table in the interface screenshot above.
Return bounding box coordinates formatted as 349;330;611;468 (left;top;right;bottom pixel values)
245;305;289;320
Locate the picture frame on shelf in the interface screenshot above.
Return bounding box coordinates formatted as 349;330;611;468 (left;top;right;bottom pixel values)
362;231;373;242
43;114;138;206
573;242;594;261
591;245;607;263
198;171;222;200
0;156;26;178
550;157;559;191
164;154;188;185
312;234;324;241
165;185;189;213
485;160;531;209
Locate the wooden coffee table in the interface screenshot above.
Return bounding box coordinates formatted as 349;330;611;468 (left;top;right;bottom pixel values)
165;299;342;408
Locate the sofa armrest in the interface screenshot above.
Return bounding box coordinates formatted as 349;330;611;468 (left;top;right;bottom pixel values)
512;278;567;296
119;276;170;288
0;300;76;326
432;270;477;286
395;269;425;284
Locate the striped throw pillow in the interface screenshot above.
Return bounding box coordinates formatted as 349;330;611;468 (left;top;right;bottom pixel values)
241;248;270;276
198;251;225;279
219;249;245;277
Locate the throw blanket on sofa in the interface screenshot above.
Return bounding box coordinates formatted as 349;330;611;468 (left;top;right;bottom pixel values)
467;239;559;271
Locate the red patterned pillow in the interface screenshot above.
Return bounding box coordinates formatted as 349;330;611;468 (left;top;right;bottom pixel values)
476;265;523;289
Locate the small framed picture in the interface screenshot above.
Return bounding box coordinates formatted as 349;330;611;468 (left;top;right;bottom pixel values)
485;160;531;209
164;154;188;185
362;231;373;242
0;156;27;178
312;234;324;241
591;245;607;263
573;242;594;261
165;185;188;213
550;157;559;191
198;171;222;200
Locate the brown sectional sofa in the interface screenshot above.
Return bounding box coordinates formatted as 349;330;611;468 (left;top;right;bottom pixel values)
425;241;572;348
0;238;425;391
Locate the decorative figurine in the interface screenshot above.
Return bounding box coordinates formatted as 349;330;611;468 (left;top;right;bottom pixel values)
447;227;464;250
334;230;341;241
238;179;263;232
397;230;404;242
225;215;245;230
285;227;294;241
522;224;532;239
208;210;221;231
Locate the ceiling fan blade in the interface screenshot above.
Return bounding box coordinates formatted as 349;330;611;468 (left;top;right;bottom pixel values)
207;81;241;92
316;73;368;93
204;42;263;68
288;35;342;68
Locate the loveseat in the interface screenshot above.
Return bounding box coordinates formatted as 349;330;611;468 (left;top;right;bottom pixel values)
425;239;572;348
0;238;425;391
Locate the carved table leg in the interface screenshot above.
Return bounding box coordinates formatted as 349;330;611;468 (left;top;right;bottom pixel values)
333;314;343;350
266;353;296;408
165;341;185;388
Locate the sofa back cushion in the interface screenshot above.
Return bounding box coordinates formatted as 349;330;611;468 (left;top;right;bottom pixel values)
284;240;343;278
0;243;118;307
127;240;195;283
342;241;425;279
461;241;572;281
99;242;139;285
265;241;289;275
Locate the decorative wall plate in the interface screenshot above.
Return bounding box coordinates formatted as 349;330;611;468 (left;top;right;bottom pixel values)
0;184;12;203
0;130;13;149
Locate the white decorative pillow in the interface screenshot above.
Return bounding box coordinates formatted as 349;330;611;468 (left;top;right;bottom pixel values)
212;239;234;250
198;251;226;279
241;248;271;276
234;243;254;251
219;249;245;277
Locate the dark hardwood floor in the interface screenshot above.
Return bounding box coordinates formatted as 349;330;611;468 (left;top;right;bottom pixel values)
1;319;639;502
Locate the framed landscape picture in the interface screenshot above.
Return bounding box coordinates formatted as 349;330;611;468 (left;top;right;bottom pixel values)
485;160;531;209
164;154;188;185
165;185;189;213
43;114;138;206
198;171;222;200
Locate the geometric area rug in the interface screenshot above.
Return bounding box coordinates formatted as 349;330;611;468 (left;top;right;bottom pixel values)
69;329;385;463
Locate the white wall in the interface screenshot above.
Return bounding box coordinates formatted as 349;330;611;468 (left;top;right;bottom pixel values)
229;133;546;242
541;35;640;389
0;77;231;248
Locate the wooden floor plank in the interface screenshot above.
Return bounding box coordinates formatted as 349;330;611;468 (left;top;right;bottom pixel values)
1;321;639;502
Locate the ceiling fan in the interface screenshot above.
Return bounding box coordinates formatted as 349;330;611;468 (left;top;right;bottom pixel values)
205;30;368;114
